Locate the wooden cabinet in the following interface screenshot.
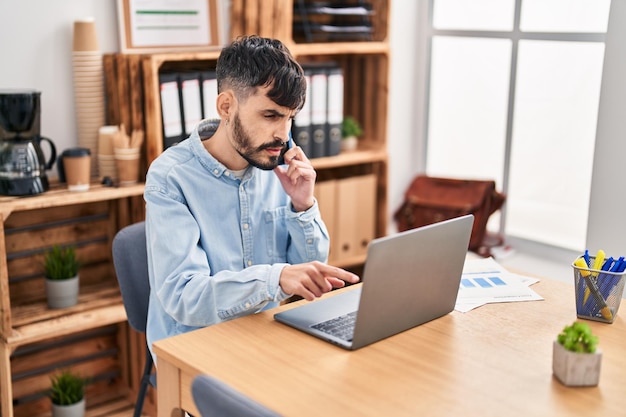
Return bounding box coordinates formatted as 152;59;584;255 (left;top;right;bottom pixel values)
0;182;145;417
106;0;390;269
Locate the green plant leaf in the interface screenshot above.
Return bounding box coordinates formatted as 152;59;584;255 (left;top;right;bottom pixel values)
49;370;85;405
44;245;80;280
557;321;598;353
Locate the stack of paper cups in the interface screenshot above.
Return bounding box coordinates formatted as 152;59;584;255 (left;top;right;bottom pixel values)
98;125;119;182
72;17;104;177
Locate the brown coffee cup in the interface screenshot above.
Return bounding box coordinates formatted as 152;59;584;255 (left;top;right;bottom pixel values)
59;148;91;191
114;147;140;186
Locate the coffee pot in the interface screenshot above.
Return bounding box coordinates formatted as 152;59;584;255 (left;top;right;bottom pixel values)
0;89;57;196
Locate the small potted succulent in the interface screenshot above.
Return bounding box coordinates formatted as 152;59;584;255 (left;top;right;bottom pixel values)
552;321;601;386
49;370;86;417
341;116;363;152
44;245;80;309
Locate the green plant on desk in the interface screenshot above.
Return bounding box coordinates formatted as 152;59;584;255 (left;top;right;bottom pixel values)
557;321;598;353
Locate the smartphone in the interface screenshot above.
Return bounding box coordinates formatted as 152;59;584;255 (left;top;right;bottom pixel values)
277;132;294;165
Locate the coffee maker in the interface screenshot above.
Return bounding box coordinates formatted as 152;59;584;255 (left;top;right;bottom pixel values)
0;89;57;196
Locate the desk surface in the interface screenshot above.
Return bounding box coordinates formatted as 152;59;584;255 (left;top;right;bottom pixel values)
154;277;626;417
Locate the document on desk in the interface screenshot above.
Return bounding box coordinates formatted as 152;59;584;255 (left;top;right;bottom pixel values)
455;257;544;313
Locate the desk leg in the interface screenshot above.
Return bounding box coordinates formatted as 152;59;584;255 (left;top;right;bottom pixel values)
157;359;184;417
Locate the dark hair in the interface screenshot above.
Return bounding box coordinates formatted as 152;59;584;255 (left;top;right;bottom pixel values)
216;35;306;111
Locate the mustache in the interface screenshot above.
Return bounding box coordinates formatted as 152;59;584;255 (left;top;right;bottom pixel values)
257;139;287;151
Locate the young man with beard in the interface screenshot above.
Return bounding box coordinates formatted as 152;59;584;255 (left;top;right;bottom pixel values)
144;35;360;362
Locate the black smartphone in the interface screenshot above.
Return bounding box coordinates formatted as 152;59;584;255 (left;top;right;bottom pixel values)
277;132;294;165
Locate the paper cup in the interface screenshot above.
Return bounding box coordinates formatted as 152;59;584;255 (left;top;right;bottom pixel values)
61;148;91;191
73;18;99;52
114;148;141;185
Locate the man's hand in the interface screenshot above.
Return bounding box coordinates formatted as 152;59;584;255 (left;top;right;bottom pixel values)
273;145;316;212
279;261;361;301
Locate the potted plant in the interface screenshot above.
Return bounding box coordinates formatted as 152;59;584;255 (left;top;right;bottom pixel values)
49;370;86;417
552;321;602;386
341;116;363;152
44;245;80;309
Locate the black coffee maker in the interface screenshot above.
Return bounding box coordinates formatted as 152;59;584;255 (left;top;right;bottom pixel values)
0;89;57;196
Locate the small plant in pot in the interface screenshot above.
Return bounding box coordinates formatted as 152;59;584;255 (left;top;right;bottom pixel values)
44;245;80;309
341;116;363;152
552;321;601;386
49;370;86;417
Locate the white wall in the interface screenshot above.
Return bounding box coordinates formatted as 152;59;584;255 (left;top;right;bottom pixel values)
587;0;626;258
0;1;119;161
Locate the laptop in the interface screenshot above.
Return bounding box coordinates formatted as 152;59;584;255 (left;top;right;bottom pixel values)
274;214;474;350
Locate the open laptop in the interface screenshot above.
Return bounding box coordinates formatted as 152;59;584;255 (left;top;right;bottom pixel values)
274;214;474;350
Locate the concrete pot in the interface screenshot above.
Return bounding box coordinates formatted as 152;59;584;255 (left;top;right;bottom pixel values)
45;275;79;309
51;398;85;417
552;340;602;386
341;136;358;152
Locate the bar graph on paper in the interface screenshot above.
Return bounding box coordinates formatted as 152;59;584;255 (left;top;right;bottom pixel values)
455;257;544;313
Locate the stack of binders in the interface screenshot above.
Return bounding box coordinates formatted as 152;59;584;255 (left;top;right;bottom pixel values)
292;62;344;159
158;70;220;150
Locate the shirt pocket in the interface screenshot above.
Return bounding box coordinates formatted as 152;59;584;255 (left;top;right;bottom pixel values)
263;208;289;262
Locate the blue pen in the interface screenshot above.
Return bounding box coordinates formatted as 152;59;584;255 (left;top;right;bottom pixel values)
595;256;614;300
583;249;591;267
600;256;626;303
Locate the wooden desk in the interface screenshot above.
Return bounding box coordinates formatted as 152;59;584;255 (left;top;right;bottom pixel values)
153;278;626;417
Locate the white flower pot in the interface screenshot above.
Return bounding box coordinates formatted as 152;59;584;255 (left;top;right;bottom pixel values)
341;136;358;152
45;275;79;309
51;398;85;417
552;340;602;386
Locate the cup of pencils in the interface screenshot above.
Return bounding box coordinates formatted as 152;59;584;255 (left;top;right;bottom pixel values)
572;250;626;324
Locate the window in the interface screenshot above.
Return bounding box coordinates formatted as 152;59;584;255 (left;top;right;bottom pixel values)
425;0;610;251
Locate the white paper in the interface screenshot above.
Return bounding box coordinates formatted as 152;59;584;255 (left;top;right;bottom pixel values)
455;257;544;312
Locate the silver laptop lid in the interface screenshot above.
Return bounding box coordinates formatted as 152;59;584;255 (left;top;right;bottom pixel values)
350;214;474;349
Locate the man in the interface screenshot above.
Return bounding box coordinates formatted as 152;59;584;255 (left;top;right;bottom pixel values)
144;35;359;361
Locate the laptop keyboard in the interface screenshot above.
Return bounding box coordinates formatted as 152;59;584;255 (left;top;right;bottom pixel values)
311;311;357;341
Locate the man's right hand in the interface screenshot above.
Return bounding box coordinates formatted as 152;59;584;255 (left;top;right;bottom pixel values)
279;261;360;301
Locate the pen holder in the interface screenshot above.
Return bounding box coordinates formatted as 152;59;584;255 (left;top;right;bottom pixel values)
572;256;625;324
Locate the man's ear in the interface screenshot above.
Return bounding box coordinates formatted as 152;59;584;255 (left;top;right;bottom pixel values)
216;90;236;120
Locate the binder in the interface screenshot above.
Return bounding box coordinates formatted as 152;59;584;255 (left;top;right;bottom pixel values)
309;65;328;158
326;66;344;157
292;68;312;156
179;71;203;136
200;70;220;121
159;72;184;149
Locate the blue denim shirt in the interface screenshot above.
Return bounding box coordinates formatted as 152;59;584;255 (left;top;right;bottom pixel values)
144;120;330;362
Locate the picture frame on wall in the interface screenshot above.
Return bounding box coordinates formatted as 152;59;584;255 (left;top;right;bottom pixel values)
117;0;224;53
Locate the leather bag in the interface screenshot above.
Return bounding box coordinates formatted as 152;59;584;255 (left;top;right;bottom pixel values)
394;175;506;254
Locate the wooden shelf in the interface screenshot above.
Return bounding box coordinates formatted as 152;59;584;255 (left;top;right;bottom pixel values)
0;183;144;219
9;283;125;347
311;148;387;170
1;182;146;417
291;41;389;57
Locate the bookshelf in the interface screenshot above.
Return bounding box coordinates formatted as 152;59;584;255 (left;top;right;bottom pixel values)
0;182;146;417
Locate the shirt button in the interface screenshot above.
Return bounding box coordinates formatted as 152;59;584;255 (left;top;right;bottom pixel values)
213;169;219;175
247;260;252;266
307;238;313;244
245;303;251;308
243;223;249;230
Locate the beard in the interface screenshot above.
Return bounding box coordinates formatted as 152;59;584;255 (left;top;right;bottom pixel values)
231;112;287;171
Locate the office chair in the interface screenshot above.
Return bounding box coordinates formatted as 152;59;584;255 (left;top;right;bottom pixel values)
191;374;283;417
112;221;155;417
